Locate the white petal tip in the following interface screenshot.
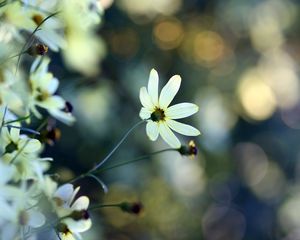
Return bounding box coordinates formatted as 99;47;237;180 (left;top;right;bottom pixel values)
150;68;158;74
172;75;181;82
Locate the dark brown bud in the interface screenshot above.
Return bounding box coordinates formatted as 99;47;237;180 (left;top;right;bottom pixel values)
69;210;90;221
120;202;143;215
56;222;70;234
39;127;61;146
178;140;198;158
27;44;48;56
32;14;43;25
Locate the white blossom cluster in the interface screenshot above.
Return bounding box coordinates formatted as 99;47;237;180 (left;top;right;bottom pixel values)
0;0;201;239
0;0;111;239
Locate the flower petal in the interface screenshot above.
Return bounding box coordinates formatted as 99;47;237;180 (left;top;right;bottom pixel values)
139;87;155;110
38;95;65;109
159;75;181;109
20;139;41;153
64;218;92;233
71;196;89;211
54;184;75;204
146;121;159;141
10;125;20;143
158;122;181;148
139;107;151;120
165;103;199;119
47;77;59;94
148;69;159;105
49;109;76;126
69;186;80;206
166;119;200;136
28;210;45;228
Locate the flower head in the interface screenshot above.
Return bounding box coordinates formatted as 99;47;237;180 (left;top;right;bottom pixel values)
178;140;198;158
53;184;92;240
139;69;200;148
28;56;75;125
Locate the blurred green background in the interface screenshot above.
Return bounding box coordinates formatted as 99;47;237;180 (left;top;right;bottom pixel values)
44;0;300;239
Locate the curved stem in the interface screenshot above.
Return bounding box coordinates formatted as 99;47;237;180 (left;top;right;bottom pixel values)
95;148;175;174
69;120;145;183
91;120;145;171
89;203;121;211
69;148;175;184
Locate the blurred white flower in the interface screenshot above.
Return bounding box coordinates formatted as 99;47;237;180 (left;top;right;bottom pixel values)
28;56;75;125
59;0;106;75
1;122;41;163
53;184;92;240
0;173;45;239
0;1;65;51
139;69;200;148
0;121;51;180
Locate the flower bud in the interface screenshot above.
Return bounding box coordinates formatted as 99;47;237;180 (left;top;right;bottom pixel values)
120;202;143;215
27;44;48;56
56;222;70;234
39;124;61;146
178;140;198;157
69;210;90;221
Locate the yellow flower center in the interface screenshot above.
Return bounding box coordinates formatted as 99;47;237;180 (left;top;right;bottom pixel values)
151;108;165;122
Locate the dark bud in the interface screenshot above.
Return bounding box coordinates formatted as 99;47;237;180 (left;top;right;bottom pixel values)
120;202;144;215
64;101;73;113
69;210;90;221
32;14;44;25
27;44;48;56
56;222;70;234
5;141;18;154
178;140;198;158
39;120;61;146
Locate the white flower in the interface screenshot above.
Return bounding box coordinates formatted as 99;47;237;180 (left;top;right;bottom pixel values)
28;56;75;125
53;184;92;240
139;69;200;148
1;122;41;163
0;120;51;181
0;179;45;239
0;1;65;51
59;0;106;75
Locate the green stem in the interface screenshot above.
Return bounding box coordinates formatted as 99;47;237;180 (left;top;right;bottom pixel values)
92;120;145;170
95;148;175;174
69;148;175;184
88;203;121;211
4;114;31;125
70;120;145;183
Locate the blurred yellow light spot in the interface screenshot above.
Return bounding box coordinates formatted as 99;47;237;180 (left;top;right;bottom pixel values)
193;31;224;65
153;18;183;50
117;0;182;22
238;70;276;121
259;50;300;109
